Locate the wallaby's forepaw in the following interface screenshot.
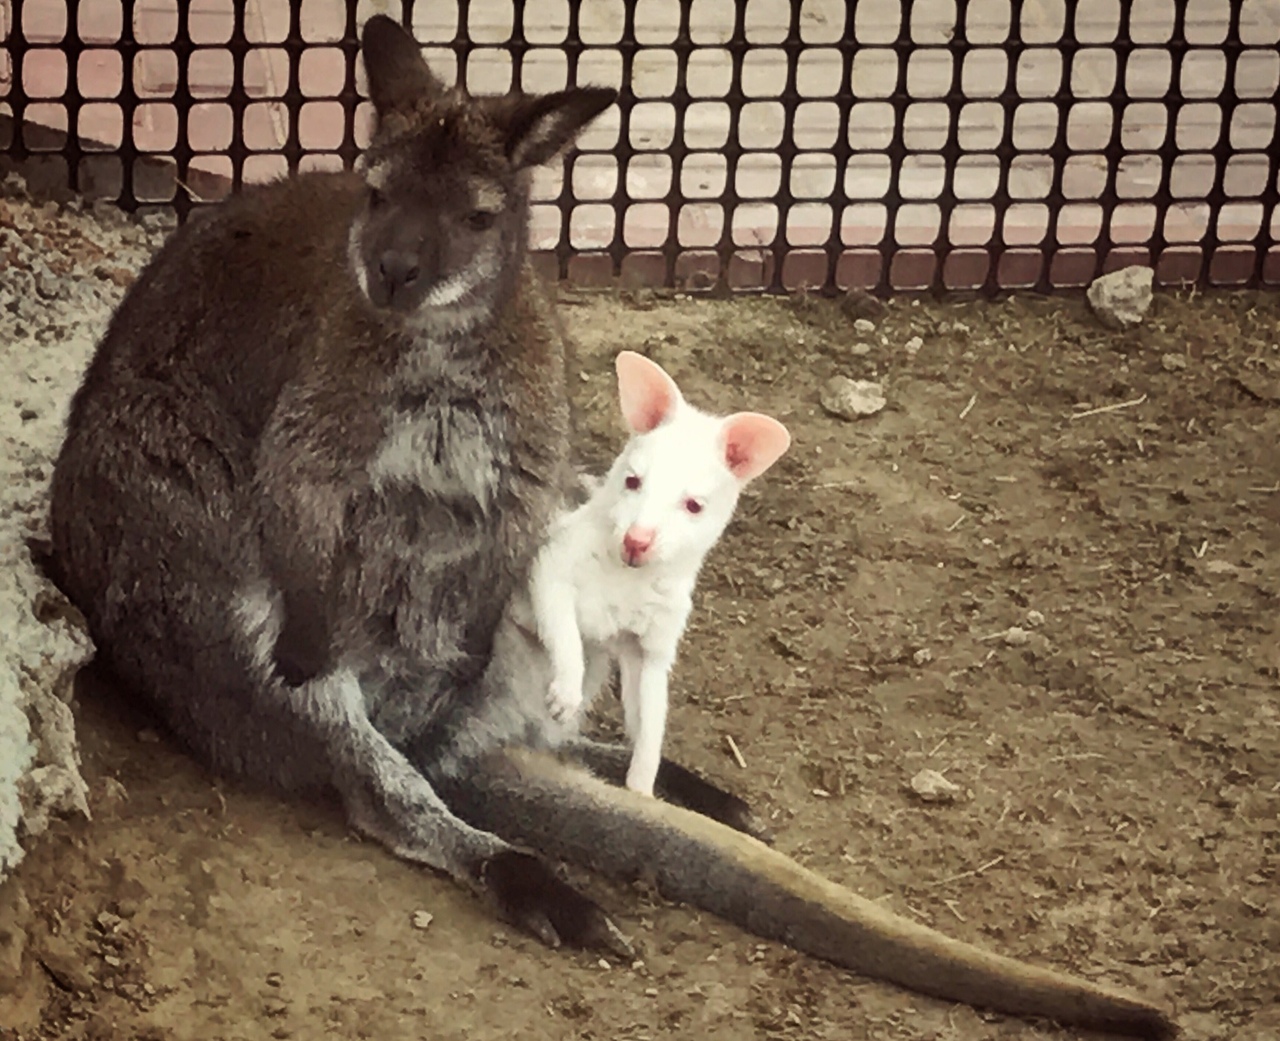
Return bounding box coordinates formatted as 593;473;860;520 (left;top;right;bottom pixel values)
546;677;584;722
480;850;633;959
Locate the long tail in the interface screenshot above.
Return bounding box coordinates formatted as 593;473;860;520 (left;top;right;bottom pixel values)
452;747;1177;1040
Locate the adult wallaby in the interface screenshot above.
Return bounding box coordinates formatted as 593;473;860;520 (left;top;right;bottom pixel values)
46;14;1176;1039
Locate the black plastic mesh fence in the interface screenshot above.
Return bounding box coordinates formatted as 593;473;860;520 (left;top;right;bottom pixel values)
2;0;1278;295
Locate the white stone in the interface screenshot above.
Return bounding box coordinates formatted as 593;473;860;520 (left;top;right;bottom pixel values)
820;376;886;419
1086;266;1154;330
909;769;961;804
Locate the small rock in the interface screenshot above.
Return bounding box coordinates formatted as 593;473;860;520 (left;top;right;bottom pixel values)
912;648;933;665
1086;266;1154;330
101;776;129;804
1025;609;1046;628
904;335;923;357
909;769;961;804
820;376;886;419
1160;353;1187;372
34;270;68;300
139;211;175;234
850;343;873;356
411;910;434;930
999;626;1032;646
853;317;877;335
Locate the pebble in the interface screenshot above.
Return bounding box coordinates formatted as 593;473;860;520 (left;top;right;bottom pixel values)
820;376;886;419
909;768;962;804
1087;265;1154;330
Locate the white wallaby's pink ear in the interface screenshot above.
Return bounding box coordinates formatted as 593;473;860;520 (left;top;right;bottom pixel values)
720;412;791;482
615;351;682;434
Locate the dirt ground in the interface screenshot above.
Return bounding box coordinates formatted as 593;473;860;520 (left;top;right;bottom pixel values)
2;282;1278;1041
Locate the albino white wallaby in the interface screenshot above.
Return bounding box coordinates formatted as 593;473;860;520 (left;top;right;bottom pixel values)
43;14;1176;1039
529;351;789;796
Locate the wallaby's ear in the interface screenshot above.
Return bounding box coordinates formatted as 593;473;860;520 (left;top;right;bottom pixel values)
720;413;791;483
499;88;617;170
615;351;682;434
361;15;445;116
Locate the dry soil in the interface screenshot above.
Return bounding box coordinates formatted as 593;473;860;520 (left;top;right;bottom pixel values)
2;280;1278;1041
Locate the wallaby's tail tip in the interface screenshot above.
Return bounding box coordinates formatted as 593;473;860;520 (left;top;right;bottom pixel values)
1076;1003;1177;1040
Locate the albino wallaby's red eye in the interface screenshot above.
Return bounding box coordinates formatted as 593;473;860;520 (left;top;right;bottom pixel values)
685;498;703;515
625;475;641;491
466;210;497;232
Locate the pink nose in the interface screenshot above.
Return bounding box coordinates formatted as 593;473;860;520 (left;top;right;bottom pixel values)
622;526;656;565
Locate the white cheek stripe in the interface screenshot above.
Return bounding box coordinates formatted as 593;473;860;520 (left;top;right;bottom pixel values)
348;218;371;300
423;248;499;309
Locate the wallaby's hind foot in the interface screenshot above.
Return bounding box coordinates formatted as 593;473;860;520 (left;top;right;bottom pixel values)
653;759;771;841
478;850;633;957
565;738;773;843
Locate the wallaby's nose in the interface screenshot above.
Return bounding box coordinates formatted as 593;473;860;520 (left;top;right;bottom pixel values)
376;250;420;305
622;526;656;567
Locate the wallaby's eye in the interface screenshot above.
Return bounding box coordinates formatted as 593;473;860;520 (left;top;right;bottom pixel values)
465;210;498;232
368;188;387;210
685;498;703;515
624;475;641;491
